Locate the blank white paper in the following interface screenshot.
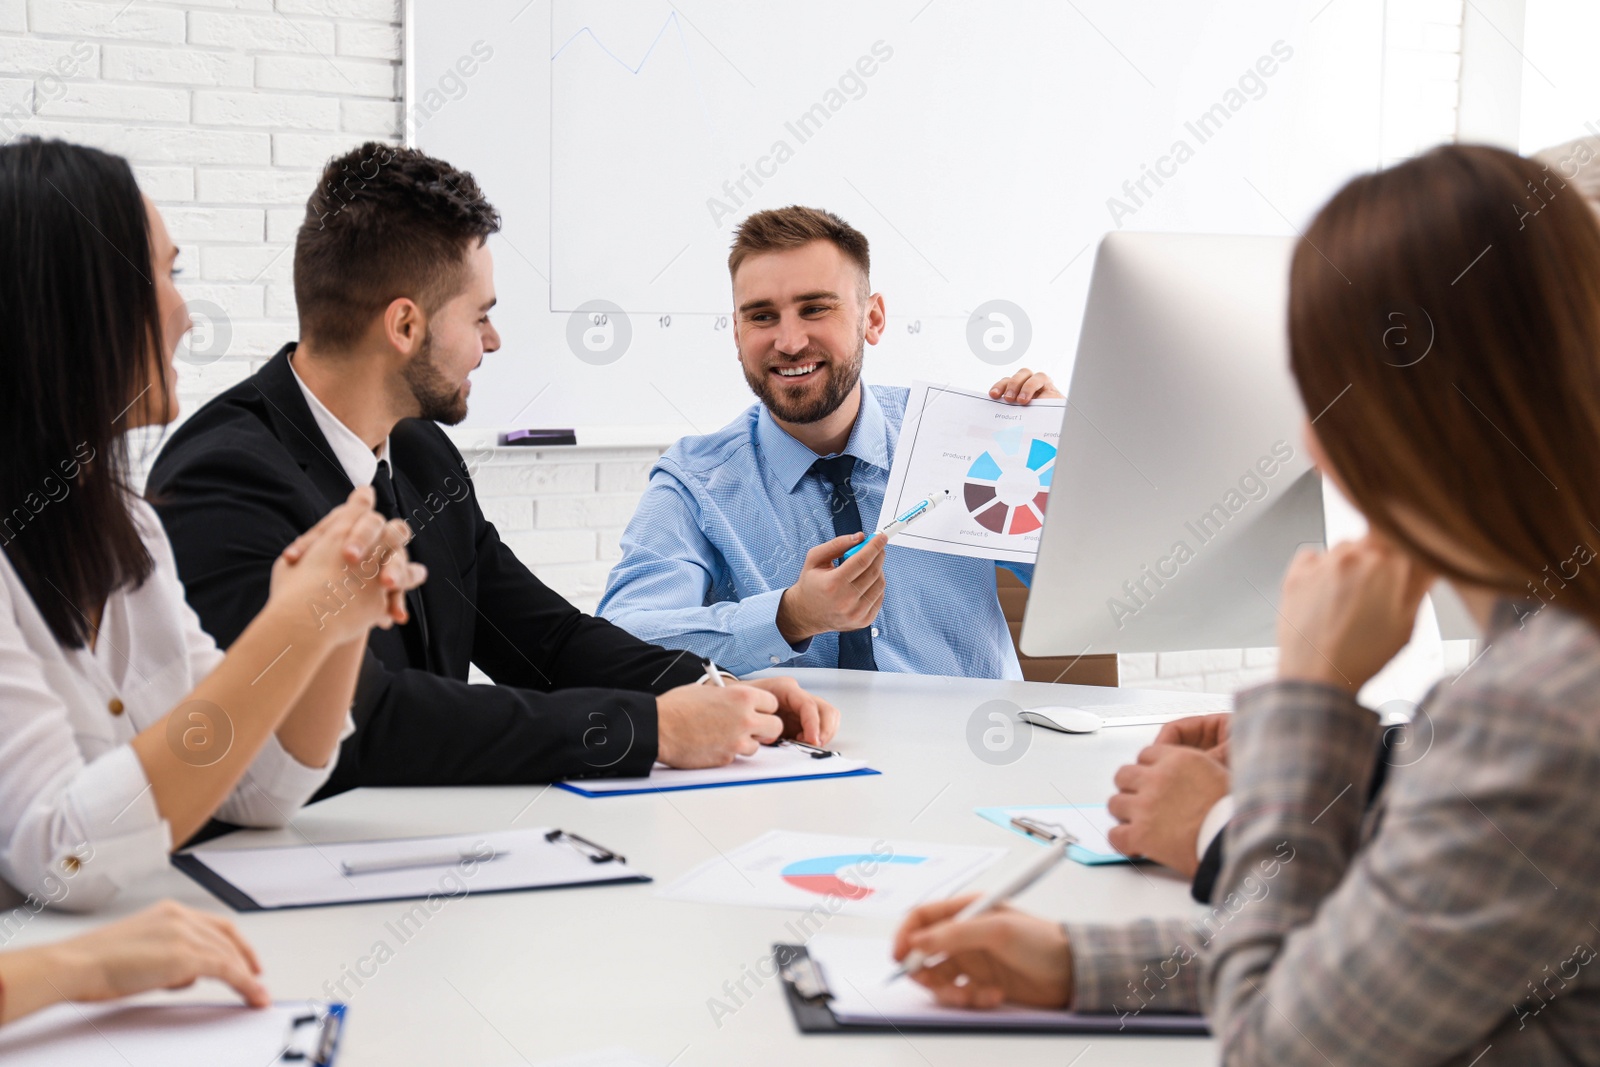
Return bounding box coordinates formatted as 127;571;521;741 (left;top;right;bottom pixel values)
188;827;641;909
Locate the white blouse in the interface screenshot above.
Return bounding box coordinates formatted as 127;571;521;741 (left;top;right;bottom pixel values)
0;500;347;912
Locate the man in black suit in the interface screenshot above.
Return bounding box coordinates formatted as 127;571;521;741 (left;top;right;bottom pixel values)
148;143;838;799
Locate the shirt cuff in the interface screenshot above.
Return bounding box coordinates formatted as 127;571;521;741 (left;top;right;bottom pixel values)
728;588;812;670
50;745;172;911
1064;917;1205;1016
220;712;354;827
1196;794;1235;861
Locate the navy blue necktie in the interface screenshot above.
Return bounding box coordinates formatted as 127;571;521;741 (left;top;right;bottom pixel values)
810;454;877;671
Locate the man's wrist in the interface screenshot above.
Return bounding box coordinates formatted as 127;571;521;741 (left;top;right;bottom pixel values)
775;589;812;644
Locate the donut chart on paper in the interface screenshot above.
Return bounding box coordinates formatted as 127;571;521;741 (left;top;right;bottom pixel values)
962;427;1055;535
780;853;926;900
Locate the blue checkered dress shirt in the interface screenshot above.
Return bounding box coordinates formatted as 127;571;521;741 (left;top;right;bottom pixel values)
597;383;1028;679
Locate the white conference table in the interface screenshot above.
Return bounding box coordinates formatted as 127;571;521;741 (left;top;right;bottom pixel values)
17;669;1219;1066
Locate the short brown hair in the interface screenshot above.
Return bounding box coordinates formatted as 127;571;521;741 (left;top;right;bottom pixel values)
728;206;870;293
1290;144;1600;624
294;142;501;349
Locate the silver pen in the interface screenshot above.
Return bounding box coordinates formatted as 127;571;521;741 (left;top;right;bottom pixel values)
340;847;500;877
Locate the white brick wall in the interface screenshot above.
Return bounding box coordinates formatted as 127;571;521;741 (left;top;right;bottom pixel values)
1;0;402;379
5;1;1479;691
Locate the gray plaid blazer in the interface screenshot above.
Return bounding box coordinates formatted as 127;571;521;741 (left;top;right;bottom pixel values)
1068;600;1600;1064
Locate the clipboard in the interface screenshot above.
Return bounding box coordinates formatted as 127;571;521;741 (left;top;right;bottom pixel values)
0;1000;345;1065
175;827;648;912
975;804;1135;866
774;942;1210;1036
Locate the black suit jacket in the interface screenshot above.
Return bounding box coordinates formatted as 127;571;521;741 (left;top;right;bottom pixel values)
147;345;707;799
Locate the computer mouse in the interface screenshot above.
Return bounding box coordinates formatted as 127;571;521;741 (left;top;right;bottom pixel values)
1019;706;1104;734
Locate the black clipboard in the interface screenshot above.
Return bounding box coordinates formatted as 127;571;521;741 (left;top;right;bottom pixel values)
173;852;649;912
172;829;649;913
774;943;1211;1037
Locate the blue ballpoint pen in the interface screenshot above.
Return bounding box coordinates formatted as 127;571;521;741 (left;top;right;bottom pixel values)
840;489;954;561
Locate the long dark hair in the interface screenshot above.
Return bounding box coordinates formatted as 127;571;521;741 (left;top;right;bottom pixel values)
0;139;159;647
1289;144;1600;626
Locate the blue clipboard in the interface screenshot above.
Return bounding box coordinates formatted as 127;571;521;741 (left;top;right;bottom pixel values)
975;804;1134;866
558;766;880;797
308;1003;346;1066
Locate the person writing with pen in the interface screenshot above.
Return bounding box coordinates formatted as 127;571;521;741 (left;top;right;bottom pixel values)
892;144;1600;1063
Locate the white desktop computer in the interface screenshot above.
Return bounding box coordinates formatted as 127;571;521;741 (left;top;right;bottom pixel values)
1021;231;1324;659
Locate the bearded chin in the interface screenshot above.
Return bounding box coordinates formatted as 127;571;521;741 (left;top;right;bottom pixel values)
743;340;865;424
404;330;468;425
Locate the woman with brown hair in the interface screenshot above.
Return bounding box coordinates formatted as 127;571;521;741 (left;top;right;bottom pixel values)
893;143;1600;1063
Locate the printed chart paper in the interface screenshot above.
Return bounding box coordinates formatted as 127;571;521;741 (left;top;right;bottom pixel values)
658;830;1003;918
883;381;1066;564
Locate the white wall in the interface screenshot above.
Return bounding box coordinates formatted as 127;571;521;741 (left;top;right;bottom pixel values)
1;0;1476;692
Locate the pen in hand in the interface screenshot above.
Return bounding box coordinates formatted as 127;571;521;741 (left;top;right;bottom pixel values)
705;659;841;757
886;832;1073;984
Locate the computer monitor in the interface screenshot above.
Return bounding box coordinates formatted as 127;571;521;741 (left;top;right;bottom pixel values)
1020;231;1324;657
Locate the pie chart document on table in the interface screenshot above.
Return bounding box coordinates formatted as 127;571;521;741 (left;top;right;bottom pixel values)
881;381;1065;565
657;830;1004;918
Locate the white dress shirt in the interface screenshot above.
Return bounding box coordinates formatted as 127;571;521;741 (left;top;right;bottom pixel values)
0;500;344;912
289;351;389;488
1196;794;1235;861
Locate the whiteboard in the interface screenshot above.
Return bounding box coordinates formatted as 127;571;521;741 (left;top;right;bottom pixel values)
409;0;1385;436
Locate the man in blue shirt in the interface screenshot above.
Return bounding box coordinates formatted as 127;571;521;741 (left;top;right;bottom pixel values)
598;206;1060;678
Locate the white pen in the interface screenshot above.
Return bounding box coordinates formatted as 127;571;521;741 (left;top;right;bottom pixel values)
841;489;954;561
340;847;500;877
702;659;727;687
886;832;1073;983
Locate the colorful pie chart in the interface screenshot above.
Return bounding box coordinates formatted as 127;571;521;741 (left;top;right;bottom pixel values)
963;427;1056;535
779;853;926;900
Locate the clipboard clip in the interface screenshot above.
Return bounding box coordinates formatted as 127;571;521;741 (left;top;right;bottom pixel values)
545;828;625;865
775;943;833;1002
781;739;839;760
1009;816;1078;845
280;1005;344;1065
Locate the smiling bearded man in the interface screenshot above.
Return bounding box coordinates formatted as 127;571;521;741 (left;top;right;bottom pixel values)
597;205;1062;680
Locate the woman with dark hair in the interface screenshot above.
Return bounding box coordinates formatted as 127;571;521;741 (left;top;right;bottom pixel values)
0;138;425;912
893;143;1600;1063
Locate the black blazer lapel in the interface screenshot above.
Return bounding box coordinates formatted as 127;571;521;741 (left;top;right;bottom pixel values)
252;345;355;509
254;346;429;673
